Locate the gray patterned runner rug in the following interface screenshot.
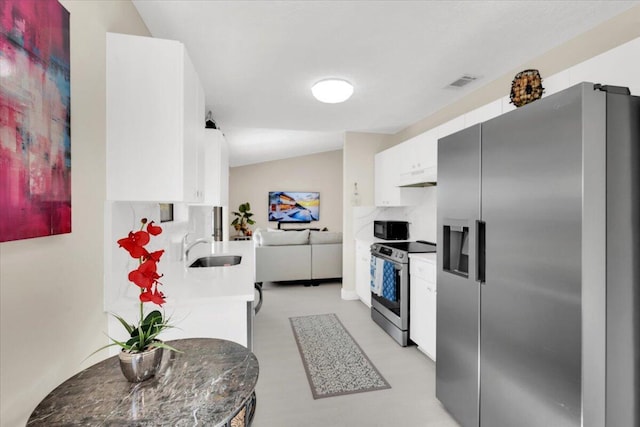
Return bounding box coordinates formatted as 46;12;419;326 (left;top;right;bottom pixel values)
289;313;391;399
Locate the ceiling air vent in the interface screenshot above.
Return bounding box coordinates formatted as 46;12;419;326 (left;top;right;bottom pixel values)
447;75;478;88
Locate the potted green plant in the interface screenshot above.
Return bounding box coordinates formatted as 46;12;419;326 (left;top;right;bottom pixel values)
231;202;255;236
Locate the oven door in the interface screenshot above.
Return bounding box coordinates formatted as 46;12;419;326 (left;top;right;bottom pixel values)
370;254;409;330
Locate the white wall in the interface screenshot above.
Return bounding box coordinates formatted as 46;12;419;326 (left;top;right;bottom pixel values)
0;2;150;425
229;149;343;234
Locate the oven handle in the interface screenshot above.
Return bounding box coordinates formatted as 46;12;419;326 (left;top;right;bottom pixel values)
370;254;405;269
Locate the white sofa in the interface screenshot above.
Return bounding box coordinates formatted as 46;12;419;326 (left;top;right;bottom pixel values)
254;229;343;285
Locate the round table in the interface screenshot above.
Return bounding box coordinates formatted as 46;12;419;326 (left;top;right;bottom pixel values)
27;338;259;426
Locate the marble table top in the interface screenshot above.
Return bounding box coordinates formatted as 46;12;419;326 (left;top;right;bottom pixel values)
27;338;259;426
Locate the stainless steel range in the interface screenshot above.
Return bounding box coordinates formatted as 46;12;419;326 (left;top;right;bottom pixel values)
370;240;436;346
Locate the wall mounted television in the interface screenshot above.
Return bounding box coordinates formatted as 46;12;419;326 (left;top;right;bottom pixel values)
268;191;320;222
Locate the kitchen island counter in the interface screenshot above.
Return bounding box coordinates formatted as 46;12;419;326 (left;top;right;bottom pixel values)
107;240;255;312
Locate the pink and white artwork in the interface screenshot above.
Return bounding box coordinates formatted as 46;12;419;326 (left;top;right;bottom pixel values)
0;0;71;242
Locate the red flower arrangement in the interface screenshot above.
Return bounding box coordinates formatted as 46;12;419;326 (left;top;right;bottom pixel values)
117;219;166;307
96;218;178;354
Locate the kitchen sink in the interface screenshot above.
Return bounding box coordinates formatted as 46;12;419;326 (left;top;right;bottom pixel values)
189;255;242;268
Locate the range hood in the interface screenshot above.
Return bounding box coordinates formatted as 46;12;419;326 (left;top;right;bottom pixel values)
399;181;437;188
397;165;437;187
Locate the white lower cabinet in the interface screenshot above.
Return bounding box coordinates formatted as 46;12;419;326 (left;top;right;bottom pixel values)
410;255;437;361
106;299;250;356
355;239;372;307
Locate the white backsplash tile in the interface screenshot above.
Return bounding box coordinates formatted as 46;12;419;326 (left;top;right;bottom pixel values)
105;201;191;310
352;187;437;244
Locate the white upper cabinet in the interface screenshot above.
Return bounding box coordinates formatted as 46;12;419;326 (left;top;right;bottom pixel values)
376;116;464;200
375;145;423;207
106;32;205;202
396;128;438;187
464;99;502;128
200;129;229;206
436;116;465;141
568;37;640;95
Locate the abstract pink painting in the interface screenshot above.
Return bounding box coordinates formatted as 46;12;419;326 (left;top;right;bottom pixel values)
0;0;71;242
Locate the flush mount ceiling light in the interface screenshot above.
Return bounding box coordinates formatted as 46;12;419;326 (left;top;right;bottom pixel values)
311;78;354;103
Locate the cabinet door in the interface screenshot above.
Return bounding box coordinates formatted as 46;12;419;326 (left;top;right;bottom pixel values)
424;286;437;360
420;259;437;360
354;240;372;307
409;276;424;348
201;129;229;206
374;146;423;207
424;259;437;361
436;116;465;141
411;258;437;360
106;33;204;202
182;50;203;202
397;129;437;186
463;99;502;128
374;151;390;206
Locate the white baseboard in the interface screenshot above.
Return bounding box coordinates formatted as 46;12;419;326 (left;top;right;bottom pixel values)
341;288;359;300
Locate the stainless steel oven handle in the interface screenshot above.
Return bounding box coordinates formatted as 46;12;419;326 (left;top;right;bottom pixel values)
372;258;405;270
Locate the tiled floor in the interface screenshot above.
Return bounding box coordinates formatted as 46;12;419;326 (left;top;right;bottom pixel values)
251;281;459;427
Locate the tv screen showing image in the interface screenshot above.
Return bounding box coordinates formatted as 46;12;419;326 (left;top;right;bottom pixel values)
268;191;319;222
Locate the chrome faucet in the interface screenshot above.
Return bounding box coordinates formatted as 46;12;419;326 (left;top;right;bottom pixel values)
182;234;211;261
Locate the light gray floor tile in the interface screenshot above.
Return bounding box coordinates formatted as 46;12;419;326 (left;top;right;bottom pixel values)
252;281;459;427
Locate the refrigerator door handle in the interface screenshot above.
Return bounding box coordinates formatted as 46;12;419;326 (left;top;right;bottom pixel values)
476;220;486;283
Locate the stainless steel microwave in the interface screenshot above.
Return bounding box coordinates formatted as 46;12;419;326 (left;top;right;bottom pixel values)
373;220;409;240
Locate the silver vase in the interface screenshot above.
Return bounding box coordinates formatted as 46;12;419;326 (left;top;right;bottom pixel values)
118;345;163;383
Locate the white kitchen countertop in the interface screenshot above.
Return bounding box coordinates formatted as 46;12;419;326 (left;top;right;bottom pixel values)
106;240;255;312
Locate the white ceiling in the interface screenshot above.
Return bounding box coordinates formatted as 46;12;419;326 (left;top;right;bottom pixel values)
132;1;637;167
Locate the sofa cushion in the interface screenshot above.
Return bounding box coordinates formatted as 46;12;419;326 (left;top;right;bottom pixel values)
309;231;343;244
260;229;310;246
253;228;284;246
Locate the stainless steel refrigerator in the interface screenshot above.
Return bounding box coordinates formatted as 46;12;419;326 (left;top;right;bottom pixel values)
436;82;639;427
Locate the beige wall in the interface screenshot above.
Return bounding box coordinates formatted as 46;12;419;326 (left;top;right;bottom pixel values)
229;150;343;234
341;132;394;297
0;2;149;425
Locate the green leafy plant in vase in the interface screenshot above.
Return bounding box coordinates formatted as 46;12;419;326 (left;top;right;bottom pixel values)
231;202;255;236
